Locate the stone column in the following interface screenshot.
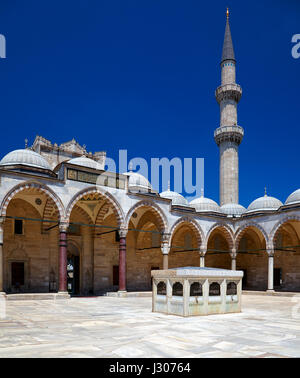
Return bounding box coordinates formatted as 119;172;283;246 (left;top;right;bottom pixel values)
230;248;237;271
200;246;206;268
0;218;5;296
267;248;275;292
59;223;68;293
118;229;127;293
161;234;170;270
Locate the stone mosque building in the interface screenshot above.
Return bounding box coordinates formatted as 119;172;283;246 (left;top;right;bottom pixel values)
0;13;300;298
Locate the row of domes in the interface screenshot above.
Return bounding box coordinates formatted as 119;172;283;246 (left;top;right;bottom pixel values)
0;148;299;214
160;187;289;215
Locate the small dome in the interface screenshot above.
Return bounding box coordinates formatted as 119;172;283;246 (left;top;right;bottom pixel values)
247;195;283;213
160;188;188;206
123;171;152;193
68;156;103;170
220;203;246;216
0;149;51;170
285;189;300;205
190;195;221;213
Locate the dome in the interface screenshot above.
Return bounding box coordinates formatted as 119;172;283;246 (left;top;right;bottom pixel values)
220;203;246;216
123;171;152;193
0;149;51;170
190;195;221;213
285;189;300;205
160;188;189;206
68;156;103;171
247;194;283;213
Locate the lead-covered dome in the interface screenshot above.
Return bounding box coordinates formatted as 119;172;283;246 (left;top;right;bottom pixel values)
0;149;51;170
68;156;103;171
285;189;300;205
160;188;189;206
190;195;221;213
247;194;283;213
123;171;152;193
220;203;246;216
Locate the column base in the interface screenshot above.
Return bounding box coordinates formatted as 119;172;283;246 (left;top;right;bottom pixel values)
0;292;6;299
117;290;127;297
56;292;71;299
266;289;275;293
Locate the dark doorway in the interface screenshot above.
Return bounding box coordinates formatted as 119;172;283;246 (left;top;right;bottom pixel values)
11;262;24;290
113;265;119;287
274;268;282;287
67;255;80;295
241;269;247;289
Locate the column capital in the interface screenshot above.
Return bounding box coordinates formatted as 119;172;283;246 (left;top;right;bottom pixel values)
59;222;69;233
230;248;237;259
161;233;171;244
119;228;128;238
161;242;170;255
267;248;274;257
0;216;5;226
200;245;207;256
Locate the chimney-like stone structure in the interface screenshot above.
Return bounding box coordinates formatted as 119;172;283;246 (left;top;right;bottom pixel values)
214;10;243;206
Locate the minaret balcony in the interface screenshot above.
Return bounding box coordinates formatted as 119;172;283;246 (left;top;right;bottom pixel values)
215;83;242;104
214;125;244;146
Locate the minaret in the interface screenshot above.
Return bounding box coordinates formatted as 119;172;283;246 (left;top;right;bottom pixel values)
214;9;243;206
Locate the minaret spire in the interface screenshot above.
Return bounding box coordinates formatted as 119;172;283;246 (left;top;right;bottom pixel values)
221;9;235;63
214;10;244;206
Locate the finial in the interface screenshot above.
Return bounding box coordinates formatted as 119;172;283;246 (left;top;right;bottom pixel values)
129;161;133;172
201;188;204;198
25;138;28;149
264;186;267;197
167;181;170;191
226;7;229;20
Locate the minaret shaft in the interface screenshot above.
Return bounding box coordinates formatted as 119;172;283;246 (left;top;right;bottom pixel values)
214;14;243;206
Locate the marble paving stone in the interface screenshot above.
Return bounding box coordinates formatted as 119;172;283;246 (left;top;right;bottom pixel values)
1;294;300;358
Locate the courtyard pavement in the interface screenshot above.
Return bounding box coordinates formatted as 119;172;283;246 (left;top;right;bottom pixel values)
1;294;300;358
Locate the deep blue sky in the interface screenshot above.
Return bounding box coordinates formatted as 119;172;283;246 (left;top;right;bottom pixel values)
0;0;299;206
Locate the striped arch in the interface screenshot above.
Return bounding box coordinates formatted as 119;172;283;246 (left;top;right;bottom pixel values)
42;197;60;233
0;181;65;221
235;222;269;250
269;215;300;248
169;217;204;248
71;205;93;225
205;222;234;249
66;187;125;227
95;202;110;226
125;200;168;233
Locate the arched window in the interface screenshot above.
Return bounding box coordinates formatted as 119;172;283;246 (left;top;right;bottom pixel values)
157;281;166;295
209;282;220;296
172;282;183;296
227;282;237;295
190;282;202;296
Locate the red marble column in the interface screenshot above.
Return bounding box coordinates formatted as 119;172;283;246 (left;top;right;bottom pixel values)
119;236;126;292
59;226;68;292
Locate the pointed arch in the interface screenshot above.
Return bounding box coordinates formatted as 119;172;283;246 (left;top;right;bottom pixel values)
65;187;125;227
0;180;65;221
205;222;234;249
125;200;168;233
169;217;204;248
235;222;269;250
269;215;300;247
